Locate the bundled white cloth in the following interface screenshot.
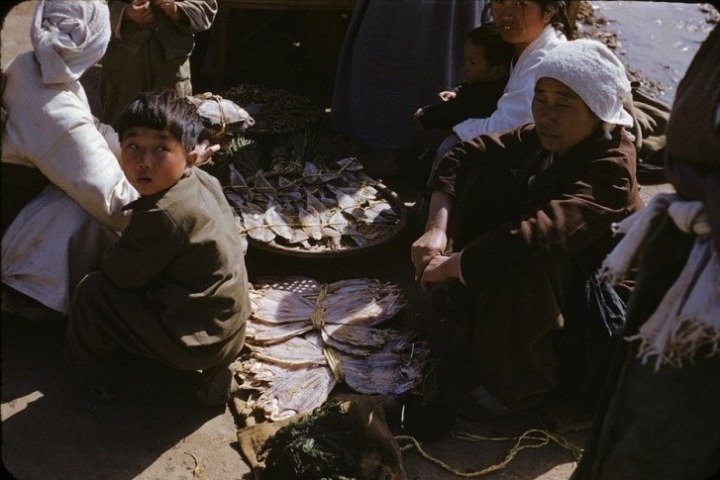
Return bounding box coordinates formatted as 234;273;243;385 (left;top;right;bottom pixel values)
600;193;720;370
30;0;111;85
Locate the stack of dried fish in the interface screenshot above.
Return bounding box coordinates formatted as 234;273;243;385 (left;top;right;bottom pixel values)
223;84;324;134
232;277;429;422
224;158;404;254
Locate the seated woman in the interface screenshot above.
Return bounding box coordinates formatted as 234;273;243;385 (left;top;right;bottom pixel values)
432;0;571;162
1;0;138;320
411;39;642;414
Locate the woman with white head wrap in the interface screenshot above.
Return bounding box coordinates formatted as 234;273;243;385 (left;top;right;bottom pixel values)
1;0;138;319
408;39;642;423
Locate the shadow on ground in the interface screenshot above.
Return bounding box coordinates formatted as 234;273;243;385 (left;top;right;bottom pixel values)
1;315;241;480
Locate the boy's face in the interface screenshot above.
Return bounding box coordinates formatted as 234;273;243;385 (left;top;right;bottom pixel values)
464;43;497;83
121;127;192;196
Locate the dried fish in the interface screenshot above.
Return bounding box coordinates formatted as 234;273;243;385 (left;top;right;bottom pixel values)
246;320;313;345
225;191;245;209
252;365;337;421
248;334;327;367
264;204;295;242
321;324;413;355
243;213;275;242
339;350;428;396
297;206;323;241
235;278;430;421
249;288;315;323
225;161;403;254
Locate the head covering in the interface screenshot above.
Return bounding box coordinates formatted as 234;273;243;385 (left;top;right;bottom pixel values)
535;39;633;127
30;0;110;85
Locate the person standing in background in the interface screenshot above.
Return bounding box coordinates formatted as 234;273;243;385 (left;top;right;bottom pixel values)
571;4;720;478
330;0;490;178
100;0;217;128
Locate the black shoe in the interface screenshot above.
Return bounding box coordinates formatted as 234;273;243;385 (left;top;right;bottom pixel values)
196;363;238;407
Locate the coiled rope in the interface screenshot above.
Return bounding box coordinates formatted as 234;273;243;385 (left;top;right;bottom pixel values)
395;428;583;478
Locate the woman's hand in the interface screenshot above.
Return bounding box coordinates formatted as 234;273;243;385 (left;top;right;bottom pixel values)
126;0;154;24
419;253;462;291
411;226;448;280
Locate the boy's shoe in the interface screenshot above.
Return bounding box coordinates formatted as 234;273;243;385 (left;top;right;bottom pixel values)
196;363;239;407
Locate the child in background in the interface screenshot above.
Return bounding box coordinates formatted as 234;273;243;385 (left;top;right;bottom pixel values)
66;89;250;406
414;23;514;132
101;0;217;128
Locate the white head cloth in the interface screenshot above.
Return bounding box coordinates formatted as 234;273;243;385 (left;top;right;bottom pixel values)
30;0;110;85
535;39;633;127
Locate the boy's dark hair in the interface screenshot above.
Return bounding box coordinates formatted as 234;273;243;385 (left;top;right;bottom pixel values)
116;89;203;153
466;23;514;68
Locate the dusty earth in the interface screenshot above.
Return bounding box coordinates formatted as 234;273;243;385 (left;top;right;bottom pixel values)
1;2;716;480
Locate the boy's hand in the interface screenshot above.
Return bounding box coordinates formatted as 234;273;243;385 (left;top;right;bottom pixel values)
126;0;154;24
438;91;456;102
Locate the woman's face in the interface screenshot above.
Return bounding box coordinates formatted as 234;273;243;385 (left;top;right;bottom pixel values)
531;77;601;155
490;0;554;54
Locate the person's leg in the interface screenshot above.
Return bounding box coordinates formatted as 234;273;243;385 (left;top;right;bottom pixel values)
65;272;122;400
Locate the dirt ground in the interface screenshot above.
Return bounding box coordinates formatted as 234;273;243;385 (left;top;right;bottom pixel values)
1;1;702;479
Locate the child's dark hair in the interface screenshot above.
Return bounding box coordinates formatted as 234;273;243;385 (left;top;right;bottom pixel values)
116;89;203;153
466;23;514;68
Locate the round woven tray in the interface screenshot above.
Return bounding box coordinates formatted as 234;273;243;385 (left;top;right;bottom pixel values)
246;183;407;259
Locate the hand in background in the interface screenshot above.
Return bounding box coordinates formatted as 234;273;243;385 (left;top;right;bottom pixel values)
126;0;154;24
413;107;426;129
153;0;182;21
190;140;221;166
438;91;456;102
